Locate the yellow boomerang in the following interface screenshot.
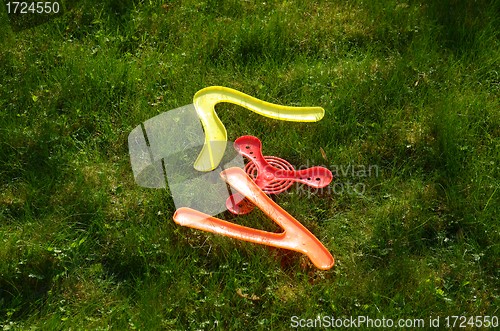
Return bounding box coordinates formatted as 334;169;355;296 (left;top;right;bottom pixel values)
193;86;325;171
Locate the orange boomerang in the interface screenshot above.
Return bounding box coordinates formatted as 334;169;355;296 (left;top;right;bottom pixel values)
173;167;334;270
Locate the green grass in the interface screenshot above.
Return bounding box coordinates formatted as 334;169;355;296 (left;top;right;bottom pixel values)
1;0;500;329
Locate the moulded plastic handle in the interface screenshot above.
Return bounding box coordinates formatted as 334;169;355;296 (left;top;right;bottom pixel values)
226;135;333;215
234;135;333;188
173;167;334;270
193;86;325;171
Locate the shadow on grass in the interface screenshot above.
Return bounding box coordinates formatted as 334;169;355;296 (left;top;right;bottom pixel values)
420;0;500;55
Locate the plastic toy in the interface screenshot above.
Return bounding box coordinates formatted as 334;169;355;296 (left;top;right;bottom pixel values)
226;136;333;215
128;87;334;270
193;86;325;171
173;167;335;270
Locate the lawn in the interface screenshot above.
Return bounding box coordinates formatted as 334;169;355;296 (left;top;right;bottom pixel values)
1;0;499;330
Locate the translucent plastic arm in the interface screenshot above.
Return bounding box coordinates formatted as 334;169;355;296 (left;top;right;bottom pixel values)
173;167;334;270
193;86;325;171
